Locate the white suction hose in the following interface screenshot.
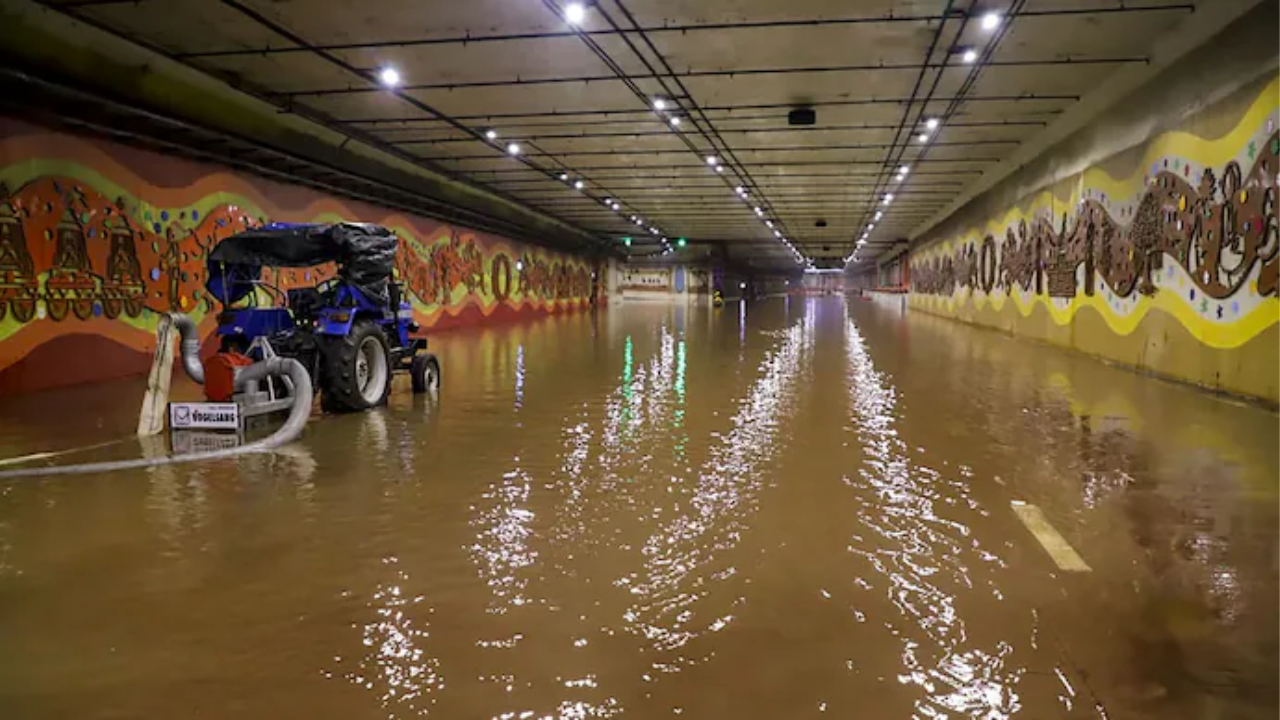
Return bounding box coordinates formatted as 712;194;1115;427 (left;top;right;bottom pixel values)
0;357;312;479
172;312;205;384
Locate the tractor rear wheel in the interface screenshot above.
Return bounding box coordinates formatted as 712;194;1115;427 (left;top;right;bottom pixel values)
320;320;391;412
411;352;441;394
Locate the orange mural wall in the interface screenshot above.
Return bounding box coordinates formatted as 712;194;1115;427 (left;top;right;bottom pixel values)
0;118;598;396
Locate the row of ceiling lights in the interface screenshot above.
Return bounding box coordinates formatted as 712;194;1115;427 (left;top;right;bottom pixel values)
847;9;1004;266
370;1;802;265
643;68;802;262
377;4;1002;268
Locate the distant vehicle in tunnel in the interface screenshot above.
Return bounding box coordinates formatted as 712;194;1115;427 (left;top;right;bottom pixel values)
205;222;440;412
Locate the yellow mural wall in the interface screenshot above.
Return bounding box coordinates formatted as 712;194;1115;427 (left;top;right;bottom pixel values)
909;75;1279;404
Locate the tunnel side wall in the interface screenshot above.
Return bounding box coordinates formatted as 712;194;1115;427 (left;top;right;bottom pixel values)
0;119;599;396
908;62;1280;405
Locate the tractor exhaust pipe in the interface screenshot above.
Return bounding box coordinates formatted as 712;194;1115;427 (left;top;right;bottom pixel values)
171;313;205;384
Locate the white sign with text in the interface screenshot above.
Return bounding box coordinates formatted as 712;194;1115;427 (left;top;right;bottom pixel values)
169;402;240;431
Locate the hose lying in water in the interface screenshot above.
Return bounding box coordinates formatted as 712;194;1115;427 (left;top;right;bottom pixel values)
0;357;312;480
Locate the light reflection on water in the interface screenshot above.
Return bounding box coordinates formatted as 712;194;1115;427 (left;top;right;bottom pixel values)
342;557;445;715
842;318;1023;719
622;312;814;666
0;300;1274;719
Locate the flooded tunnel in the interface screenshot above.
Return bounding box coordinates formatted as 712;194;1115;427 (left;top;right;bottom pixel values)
0;0;1277;718
2;298;1277;718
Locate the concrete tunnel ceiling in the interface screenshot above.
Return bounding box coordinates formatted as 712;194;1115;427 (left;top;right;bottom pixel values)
45;0;1199;270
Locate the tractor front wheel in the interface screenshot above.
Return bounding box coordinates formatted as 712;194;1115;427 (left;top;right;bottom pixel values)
320;320;392;413
411;352;441;394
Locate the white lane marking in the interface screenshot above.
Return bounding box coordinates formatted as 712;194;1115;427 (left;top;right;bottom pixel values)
1010;501;1092;572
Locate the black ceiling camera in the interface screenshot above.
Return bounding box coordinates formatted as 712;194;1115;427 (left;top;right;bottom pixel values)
788;107;816;126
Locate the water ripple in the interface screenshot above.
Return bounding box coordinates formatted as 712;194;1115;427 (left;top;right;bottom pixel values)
843;318;1020;719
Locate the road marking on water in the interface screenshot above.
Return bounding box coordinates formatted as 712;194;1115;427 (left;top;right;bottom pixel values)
1010;501;1092;572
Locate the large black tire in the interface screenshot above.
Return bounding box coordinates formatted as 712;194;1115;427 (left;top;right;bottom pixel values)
411;352;441;394
319;320;392;412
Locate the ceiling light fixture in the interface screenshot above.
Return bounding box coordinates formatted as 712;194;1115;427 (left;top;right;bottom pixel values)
706;155;719;166
565;2;586;25
653;98;667;111
559;172;569;181
765;220;774;228
962;48;978;64
899;165;910;175
925;117;940;130
754;206;763;216
611;202;621;211
506;142;521;155
669;117;682;127
485;129;498;140
918;132;930;142
574;180;585;189
378;67;401;88
981;11;1001;31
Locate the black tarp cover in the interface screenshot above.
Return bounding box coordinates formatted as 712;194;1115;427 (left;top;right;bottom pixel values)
206;222;397;304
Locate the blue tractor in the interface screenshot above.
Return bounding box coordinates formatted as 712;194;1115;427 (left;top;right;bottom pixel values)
205;222;439;412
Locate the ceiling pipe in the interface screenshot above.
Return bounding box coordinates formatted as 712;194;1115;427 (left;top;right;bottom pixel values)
372;120;1048;143
176;4;1196;59
463;158;1001;173
422;139;1020;159
911;1;1034;187
603;0;796;257
482;170;981;184
541;0;796;253
204;0;653;243
337;95;1079;124
281;57;1149;97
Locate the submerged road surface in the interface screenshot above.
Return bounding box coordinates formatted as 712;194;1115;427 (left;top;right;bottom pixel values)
0;297;1275;719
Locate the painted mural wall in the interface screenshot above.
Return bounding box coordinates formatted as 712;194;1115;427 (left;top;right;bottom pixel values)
0;118;596;396
909;74;1279;404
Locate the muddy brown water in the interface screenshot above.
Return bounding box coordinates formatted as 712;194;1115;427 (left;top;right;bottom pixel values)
0;297;1275;719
